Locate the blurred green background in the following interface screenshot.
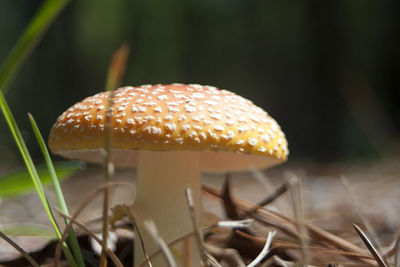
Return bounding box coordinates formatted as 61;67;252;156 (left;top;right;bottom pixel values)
0;0;399;164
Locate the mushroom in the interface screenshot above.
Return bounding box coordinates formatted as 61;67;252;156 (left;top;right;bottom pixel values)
48;83;288;266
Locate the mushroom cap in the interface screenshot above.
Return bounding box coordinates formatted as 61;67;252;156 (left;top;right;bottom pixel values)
49;84;288;172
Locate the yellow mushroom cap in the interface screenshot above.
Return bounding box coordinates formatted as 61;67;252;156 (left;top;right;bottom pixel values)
49;84;288;171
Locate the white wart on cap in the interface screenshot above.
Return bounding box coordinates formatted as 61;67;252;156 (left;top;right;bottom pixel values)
49;83;288;171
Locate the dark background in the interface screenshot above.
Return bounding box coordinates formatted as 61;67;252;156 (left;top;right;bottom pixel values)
1;0;399;164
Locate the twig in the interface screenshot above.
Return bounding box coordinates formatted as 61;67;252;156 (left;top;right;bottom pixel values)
395;236;400;267
100;44;130;267
222;174;240;219
204;254;223;267
203;219;254;232
353;224;388;267
341;176;386;258
0;229;40;267
100;43;130;267
204;243;244;267
202;184;374;265
101;92;113;267
288;174;308;265
247;231;276;267
137;231;197;267
124;206;152;267
185;186;209;265
258;179;289;207
144;220;177;267
247;177;289;214
54;182;133;266
251;212;300;238
56;210;123;267
262;255;290;267
105;43;130;92
235;231;374;260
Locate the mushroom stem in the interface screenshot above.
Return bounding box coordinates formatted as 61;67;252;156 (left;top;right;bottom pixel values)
132;151;202;267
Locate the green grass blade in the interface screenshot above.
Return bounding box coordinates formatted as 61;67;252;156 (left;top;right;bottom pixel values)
28;113;85;267
0;0;77;265
0;161;84;200
0;92;77;267
0;0;70;94
28;114;73;214
0;94;46;203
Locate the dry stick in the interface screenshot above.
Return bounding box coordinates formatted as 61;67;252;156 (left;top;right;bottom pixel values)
0;229;40;267
204;185;301;238
202;251;223;267
395;236;400;267
222;174;239;219
135;209;221;267
306;224;373;263
101;43;129;267
203;243;245;267
235;230;374;260
251;212;300;238
340;177;386;258
353;224;388;267
203;219;253;232
124;205;152;267
57;210;123;267
144;220;177;267
185;186;209;265
250;169;291;214
288;174;308;266
54;182;133;266
201;184;374;265
136;231;231;267
383;237;398;258
247;231;276;267
134;200;257;267
247;178;289;214
137;231;196;267
105;43;130;93
101;101;113;267
262;255;292;267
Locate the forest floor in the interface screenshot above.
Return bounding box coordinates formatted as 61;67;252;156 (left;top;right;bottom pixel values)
0;157;399;266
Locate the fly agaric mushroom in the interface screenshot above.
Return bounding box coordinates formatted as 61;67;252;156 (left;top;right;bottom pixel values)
48;83;288;266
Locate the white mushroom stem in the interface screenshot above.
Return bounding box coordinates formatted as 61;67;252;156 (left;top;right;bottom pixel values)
132;151;203;267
